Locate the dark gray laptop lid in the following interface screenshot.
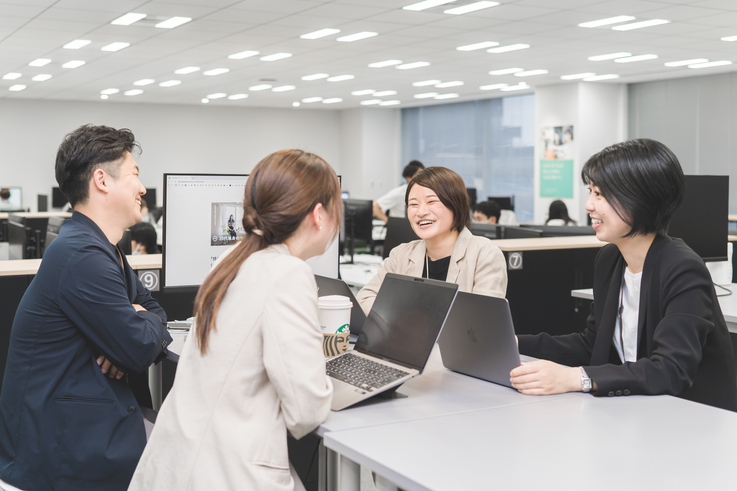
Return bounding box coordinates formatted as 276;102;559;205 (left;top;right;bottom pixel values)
315;275;366;336
355;273;458;371
438;291;521;388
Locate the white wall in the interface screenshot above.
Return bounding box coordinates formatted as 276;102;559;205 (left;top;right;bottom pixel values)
0;99;342;210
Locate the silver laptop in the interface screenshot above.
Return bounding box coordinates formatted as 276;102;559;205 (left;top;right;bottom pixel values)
437;292;521;388
315;275;366;340
328;273;458;411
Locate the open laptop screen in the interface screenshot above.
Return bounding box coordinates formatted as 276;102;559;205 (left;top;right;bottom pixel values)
356;273;458;371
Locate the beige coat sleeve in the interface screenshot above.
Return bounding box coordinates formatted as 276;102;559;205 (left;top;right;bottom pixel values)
469;239;507;298
356;249;403;315
262;264;333;440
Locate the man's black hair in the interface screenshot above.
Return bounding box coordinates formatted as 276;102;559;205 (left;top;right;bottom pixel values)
55;124;140;207
402;160;425;179
130;222;158;254
473;200;502;222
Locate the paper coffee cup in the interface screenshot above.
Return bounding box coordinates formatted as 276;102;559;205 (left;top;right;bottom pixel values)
318;295;352;357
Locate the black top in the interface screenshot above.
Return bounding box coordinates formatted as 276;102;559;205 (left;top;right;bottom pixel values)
422;255;451;281
519;235;737;411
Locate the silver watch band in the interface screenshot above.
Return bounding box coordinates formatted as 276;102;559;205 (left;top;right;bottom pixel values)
580;367;592;393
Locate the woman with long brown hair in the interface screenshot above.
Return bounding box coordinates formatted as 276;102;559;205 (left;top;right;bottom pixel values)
129;150;341;491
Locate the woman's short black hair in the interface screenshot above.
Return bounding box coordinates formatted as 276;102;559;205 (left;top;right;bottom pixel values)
55;124;140;207
581;138;685;237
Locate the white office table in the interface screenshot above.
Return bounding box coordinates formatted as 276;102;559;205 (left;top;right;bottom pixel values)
572;286;737;334
324;393;737;491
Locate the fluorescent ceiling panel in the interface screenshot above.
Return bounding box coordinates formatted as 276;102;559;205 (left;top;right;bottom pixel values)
62;60;85;68
337;32;377;42
101;42;130;52
228;50;259;60
457;41;498;51
175;66;200;74
260;53;292;61
578;16;635;28
612;19;669;31
29;58;51;67
155;17;192;29
614;54;658;63
397;62;430;69
159;80;182;87
203;68;229;76
111;13;146;26
444;1;499;15
369;60;402;68
301;28;340;39
63;39;90;49
403;0;456;12
302;73;329;80
588;52;631;61
487;44;529;53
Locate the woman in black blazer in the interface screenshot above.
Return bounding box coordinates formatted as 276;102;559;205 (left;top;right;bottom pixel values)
511;139;737;411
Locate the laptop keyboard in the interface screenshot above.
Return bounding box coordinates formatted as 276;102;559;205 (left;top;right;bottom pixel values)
327;353;409;392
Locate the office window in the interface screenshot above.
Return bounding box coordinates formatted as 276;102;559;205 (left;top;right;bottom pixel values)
402;94;535;222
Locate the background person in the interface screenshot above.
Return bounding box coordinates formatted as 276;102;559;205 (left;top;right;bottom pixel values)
130;221;158;254
373;160;424;222
545;199;577;226
472;200;502;224
358;166;507;314
511;139;737;412
129;149;339;491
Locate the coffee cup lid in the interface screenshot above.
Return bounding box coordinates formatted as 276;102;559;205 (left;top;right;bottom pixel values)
318;295;353;309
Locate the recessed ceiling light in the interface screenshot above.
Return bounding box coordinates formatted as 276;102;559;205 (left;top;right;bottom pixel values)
301;28;340;40
62;60;85;68
436;81;463;88
159;80;182;87
260;53;292;62
32;74;52;81
413;80;441;86
228;94;248;100
207;93;227;99
302;73;329;81
175;66;200;74
133;79;155;86
29;58;51;67
302;97;323;103
203;68;229;76
515;69;548;77
124;89;143;96
2;73;21;80
434;93;459;99
249;84;272;91
414;92;438;98
336;32;377;43
614;54;658;63
480;83;507;90
500;84;529;91
397;62;430;70
323;98;343;104
489;68;523;75
373;90;397;96
111;13;146;26
369;60;403;68
583;74;620;81
457;41;499;51
155;17;192;29
361;99;382;105
327;74;355;82
293;102;300;107
688;60;732;69
444;1;499;15
612;19;669;31
8;85;26;91
201;98;209;103
487;44;529;53
100;88;119;95
560;72;596;80
63;39;91;50
272;85;296;92
588;52;631;61
664;59;708;67
101;42;129;52
578;16;636;28
228;50;259;60
380;100;401;105
721;35;737;42
351;89;375;96
100;95;108;100
403;0;456;12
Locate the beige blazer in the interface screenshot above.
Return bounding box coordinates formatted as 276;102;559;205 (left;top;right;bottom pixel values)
129;244;332;491
357;228;507;313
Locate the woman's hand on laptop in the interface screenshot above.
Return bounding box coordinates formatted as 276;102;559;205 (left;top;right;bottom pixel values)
509;360;580;395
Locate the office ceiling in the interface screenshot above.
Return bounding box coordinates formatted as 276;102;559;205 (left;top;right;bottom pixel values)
1;0;736;109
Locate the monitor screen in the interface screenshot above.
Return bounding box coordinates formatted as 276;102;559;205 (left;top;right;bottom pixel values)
144;188;157;209
502;226;543;239
343;199;373;243
0;187;22;211
163;174;339;292
487;196;514;211
668;175;728;262
52;187;68;208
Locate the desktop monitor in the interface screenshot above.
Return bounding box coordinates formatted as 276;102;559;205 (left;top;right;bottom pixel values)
342;199;373;261
523;224;596;237
117;229;132;256
502;226;543;239
52;187;68;208
383;217;420;259
7;214;28;260
0;187;22;211
487;196;514;211
144;188;157;209
668;175;729;262
469;222;501;240
45;216;66;252
37;195;48;213
466;188;477;207
162;173;340;292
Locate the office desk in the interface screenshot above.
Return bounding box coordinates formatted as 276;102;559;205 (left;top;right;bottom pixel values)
0;253;162;276
0;211;71;219
324;393;737;491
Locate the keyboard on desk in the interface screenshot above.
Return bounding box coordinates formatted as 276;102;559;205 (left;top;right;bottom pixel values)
327;353;409;392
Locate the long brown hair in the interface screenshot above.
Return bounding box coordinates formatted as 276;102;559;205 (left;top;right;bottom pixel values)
406;167;470;232
193;149;342;354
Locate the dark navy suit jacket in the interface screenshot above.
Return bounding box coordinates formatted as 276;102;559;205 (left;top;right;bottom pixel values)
0;212;172;490
520;235;737;411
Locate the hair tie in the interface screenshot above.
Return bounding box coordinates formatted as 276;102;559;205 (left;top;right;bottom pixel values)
251;229;264;236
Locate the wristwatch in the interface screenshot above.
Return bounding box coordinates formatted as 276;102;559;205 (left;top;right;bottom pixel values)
580;367;592;393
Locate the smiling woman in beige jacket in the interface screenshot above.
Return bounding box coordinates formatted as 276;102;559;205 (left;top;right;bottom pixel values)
358;167;507;314
128;150;342;491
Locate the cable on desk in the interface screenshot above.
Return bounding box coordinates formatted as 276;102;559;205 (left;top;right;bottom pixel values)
715;283;732;297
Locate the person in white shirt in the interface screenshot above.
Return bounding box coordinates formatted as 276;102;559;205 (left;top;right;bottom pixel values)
373;160;424;222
